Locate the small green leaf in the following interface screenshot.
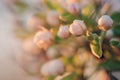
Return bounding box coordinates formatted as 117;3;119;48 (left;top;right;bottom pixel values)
45;0;56;10
61;72;76;80
98;59;120;71
81;16;97;30
54;36;62;43
112;24;120;37
60;12;80;23
110;41;120;48
47;76;55;80
90;34;102;58
111;12;120;23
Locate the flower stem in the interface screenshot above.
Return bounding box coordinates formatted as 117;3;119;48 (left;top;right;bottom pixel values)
100;31;106;44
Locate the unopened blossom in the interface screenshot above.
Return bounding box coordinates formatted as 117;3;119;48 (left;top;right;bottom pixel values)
69;20;87;36
57;25;70;39
105;29;114;39
46;10;60;26
16;52;41;74
46;47;59;59
98;15;113;31
59;44;76;58
67;3;80;14
23;38;42;55
100;3;110;15
58;0;80;14
34;29;54;50
88;69;110;80
41;59;64;76
27;16;45;31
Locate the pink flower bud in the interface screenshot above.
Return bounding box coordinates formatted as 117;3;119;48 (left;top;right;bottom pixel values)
41;59;64;76
27;16;45;31
23;38;42;55
105;29;114;39
46;10;60;26
34;29;54;50
57;25;70;39
69;20;87;36
67;3;80;14
98;15;113;31
46;47;59;59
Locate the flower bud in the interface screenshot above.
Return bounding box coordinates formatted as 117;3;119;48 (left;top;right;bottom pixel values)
23;38;42;55
46;47;59;59
105;29;114;39
15;52;41;74
57;25;70;39
34;29;54;50
59;45;75;58
67;3;80;14
46;10;60;26
98;15;113;31
69;20;87;36
27;16;45;31
41;59;64;76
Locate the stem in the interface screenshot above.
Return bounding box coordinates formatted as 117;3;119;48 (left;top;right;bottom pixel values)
99;31;106;44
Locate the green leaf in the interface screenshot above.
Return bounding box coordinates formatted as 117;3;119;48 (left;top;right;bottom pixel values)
81;15;97;31
90;34;102;58
45;0;56;10
61;72;76;80
111;12;120;23
98;59;120;71
112;24;120;37
54;36;62;43
60;12;80;23
110;41;120;48
82;4;95;17
47;76;55;80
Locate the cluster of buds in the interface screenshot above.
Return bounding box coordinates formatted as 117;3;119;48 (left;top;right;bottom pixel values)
34;27;54;50
57;19;87;39
40;59;65;76
57;15;113;58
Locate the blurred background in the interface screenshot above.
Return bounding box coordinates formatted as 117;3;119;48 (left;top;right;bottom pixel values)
0;0;120;80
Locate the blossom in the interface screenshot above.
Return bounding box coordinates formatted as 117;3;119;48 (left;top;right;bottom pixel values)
23;38;42;55
27;16;45;31
98;15;113;31
57;25;70;39
41;59;64;76
34;29;54;50
69;20;87;36
46;10;60;26
46;47;59;59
